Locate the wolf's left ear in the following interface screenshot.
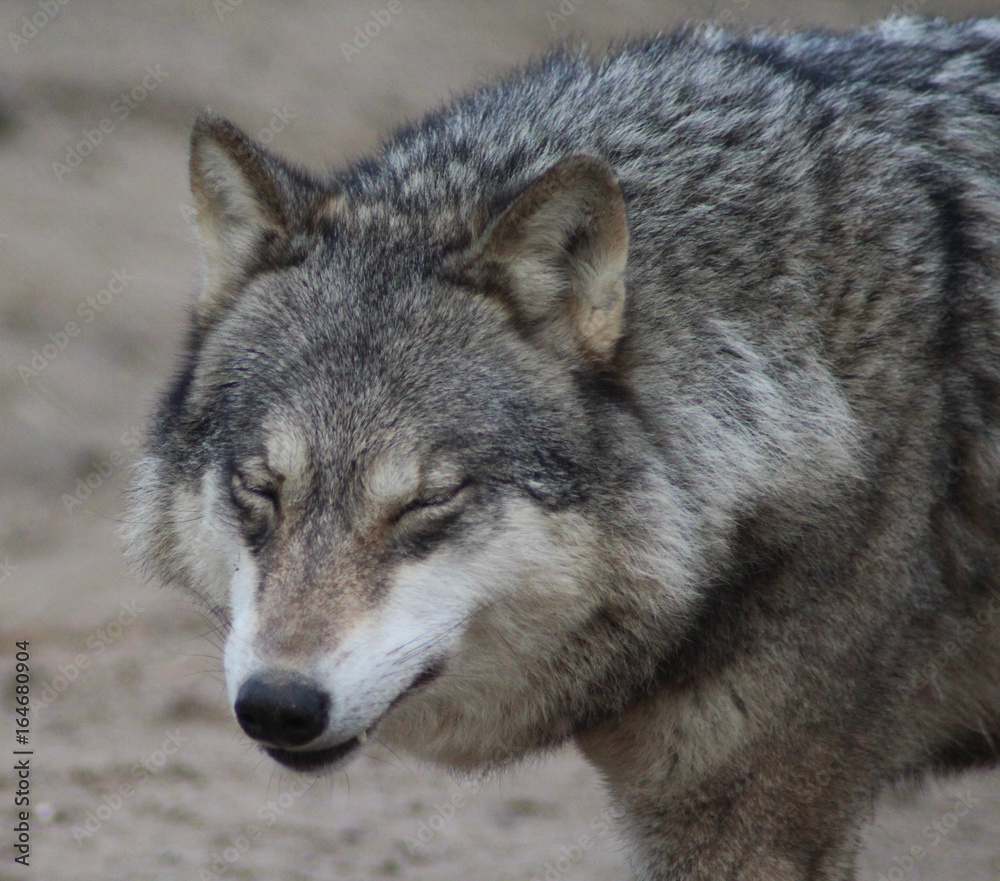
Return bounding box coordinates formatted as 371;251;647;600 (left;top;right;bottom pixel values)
461;155;629;364
188;111;339;322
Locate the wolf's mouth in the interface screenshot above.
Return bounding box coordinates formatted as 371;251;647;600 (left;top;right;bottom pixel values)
265;734;366;772
262;662;445;772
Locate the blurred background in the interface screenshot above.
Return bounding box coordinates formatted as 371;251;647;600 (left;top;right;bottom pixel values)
2;2;999;879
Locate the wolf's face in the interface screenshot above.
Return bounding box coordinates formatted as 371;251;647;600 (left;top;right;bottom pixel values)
125;113;699;773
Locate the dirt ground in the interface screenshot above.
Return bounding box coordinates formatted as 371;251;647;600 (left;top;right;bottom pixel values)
2;1;1000;879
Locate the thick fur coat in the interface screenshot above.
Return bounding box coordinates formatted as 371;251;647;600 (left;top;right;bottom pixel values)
125;18;1000;879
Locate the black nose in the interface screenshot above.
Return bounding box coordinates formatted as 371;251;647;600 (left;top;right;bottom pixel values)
234;671;330;748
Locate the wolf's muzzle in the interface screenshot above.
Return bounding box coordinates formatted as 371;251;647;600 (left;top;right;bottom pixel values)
234;670;330;748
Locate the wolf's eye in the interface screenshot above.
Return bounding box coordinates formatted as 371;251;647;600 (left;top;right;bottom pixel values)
232;469;278;502
396;479;470;522
230;467;279;539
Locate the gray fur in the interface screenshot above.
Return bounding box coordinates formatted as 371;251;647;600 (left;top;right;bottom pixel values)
124;18;1000;880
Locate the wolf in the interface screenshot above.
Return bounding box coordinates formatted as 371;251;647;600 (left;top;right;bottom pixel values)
123;16;1000;880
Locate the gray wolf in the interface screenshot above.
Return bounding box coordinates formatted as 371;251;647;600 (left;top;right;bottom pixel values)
124;17;1000;880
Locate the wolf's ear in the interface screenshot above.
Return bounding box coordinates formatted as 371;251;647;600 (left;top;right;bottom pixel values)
461;155;629;364
188;111;339;322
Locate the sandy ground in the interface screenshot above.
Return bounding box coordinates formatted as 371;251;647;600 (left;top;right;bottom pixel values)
2;1;1000;879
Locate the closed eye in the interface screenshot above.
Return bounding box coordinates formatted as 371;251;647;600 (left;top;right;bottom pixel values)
396;479;472;522
241;481;277;503
230;467;280;529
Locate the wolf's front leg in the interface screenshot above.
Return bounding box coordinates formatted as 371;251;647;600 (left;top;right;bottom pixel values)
576;677;891;880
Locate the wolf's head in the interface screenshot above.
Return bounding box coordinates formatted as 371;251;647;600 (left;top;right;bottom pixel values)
123;112;700;773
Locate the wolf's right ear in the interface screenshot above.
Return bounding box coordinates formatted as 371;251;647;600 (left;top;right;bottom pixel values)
188;111;340;322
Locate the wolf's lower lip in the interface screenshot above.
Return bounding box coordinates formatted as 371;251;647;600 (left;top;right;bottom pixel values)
264;735;362;772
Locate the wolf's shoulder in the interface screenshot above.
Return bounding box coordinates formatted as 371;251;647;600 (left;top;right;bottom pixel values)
336;18;1000;215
